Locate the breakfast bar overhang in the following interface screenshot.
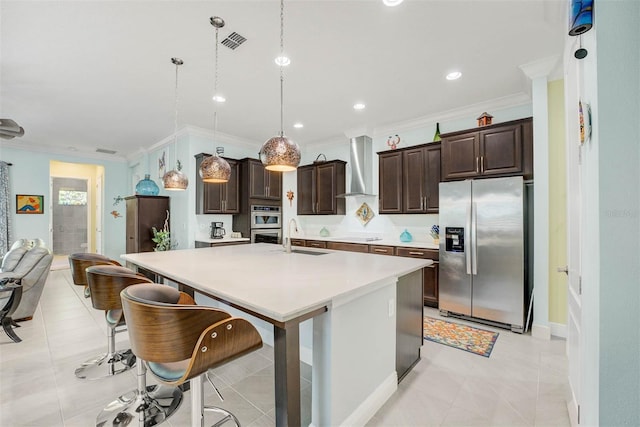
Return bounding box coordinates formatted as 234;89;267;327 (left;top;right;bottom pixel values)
122;243;430;426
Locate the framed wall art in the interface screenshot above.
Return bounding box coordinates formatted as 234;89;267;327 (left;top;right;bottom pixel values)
16;194;44;214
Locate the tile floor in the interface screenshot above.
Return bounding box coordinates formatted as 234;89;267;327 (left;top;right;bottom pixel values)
0;265;571;426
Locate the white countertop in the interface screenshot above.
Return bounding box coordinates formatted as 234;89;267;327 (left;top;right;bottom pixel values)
295;235;439;250
122;243;430;323
195;237;250;244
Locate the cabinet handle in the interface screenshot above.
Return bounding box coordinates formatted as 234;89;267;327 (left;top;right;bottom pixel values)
426;196;430;209
476;157;479;173
480;156;484;173
409;251;424;256
374;248;387;253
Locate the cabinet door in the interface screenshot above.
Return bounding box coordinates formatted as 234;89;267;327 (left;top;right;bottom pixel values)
222;160;240;213
266;169;282;200
403;148;426;213
479;123;523;176
297;165;316;214
248;159;268;199
424;144;441;213
441;132;480;180
203;180;223;213
316;163;339;214
378;151;403;214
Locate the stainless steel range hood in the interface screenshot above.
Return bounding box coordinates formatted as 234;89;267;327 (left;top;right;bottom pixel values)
336;135;376;197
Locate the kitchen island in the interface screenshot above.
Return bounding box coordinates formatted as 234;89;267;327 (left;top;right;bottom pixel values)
122;243;430;426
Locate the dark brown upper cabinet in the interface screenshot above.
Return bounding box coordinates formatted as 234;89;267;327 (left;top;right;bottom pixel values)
441;117;533;181
245;158;282;200
378;142;441;214
297;160;346;215
194;153;239;214
378;151;403;214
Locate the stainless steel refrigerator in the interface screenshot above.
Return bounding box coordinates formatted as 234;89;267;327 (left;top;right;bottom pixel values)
439;176;531;333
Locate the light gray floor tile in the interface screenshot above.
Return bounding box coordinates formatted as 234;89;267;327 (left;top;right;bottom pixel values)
0;271;570;427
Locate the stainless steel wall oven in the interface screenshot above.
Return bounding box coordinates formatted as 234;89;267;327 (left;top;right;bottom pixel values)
250;205;281;244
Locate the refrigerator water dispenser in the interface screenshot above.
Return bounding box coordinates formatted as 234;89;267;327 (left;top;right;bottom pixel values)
445;227;464;252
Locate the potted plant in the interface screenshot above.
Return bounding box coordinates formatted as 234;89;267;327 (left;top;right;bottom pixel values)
151;210;176;251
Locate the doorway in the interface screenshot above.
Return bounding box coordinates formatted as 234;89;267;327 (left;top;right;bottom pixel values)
49;161;104;256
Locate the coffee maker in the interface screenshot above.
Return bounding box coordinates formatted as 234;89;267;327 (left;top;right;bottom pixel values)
210;222;226;239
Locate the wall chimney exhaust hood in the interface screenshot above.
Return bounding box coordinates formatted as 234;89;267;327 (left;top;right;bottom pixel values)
336;135;376;197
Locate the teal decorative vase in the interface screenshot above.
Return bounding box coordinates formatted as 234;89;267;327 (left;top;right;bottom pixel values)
135;174;160;196
319;227;330;237
400;229;413;242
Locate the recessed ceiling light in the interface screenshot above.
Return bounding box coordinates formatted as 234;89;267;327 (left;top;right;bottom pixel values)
382;0;404;6
212;94;226;103
446;71;462;81
293;123;304;129
275;55;291;66
353;103;366;110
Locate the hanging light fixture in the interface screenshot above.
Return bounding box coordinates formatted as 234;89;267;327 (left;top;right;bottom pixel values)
199;16;231;183
163;57;189;191
258;0;301;172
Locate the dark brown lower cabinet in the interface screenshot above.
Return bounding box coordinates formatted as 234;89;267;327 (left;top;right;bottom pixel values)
423;262;439;308
326;241;369;253
396;247;439;308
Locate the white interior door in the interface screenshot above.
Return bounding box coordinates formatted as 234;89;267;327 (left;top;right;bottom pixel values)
565;38;583;426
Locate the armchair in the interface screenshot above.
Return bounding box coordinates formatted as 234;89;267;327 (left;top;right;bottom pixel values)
0;239;53;342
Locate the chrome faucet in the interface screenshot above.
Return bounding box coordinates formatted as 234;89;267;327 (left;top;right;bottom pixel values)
285;218;298;253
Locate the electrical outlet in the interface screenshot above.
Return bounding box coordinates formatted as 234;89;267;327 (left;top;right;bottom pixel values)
388;298;395;317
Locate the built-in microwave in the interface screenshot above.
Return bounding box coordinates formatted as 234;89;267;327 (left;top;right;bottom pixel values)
250;205;281;229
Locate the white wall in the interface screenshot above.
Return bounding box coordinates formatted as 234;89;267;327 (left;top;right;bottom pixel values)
1;146;129;260
578;0;640;424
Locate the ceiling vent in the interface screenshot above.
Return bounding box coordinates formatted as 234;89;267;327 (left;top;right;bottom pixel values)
96;148;117;155
221;32;247;50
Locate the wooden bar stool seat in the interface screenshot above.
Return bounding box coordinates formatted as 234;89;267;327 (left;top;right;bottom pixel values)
120;283;263;426
68;253;121;298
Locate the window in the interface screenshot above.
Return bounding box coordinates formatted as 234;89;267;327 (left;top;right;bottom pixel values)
58;190;87;206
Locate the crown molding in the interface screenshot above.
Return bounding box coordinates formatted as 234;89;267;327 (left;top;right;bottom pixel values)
1;140;128;163
373;92;532;138
519;55;561;80
184;125;260;150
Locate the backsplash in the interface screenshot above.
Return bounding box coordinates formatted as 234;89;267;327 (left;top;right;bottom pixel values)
293;210;439;244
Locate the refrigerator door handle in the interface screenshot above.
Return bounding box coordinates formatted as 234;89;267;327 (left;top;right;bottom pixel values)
465;204;472;275
471;201;478;275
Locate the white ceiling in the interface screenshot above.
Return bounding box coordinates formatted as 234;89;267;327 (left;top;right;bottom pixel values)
0;0;566;160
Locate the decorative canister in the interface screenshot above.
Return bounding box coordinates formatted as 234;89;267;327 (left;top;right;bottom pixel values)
400;229;413;242
135;174;160;196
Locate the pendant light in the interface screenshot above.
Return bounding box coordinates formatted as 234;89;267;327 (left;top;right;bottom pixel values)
259;0;301;172
163;57;189;191
199;16;231;183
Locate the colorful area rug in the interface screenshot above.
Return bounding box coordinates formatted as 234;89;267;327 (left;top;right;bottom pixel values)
423;316;499;357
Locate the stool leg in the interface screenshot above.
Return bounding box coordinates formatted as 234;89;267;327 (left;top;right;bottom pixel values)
75;316;135;380
96;360;183;427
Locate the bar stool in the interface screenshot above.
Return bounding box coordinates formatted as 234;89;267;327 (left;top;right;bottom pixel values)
74;264;147;380
120;283;263;426
97;281;193;427
68;253;121;298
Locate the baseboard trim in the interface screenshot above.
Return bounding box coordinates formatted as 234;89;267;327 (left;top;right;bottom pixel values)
550;321;567;338
532;323;551;340
339;371;397;426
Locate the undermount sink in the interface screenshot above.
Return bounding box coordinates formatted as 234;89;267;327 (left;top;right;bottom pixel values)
291;249;328;256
